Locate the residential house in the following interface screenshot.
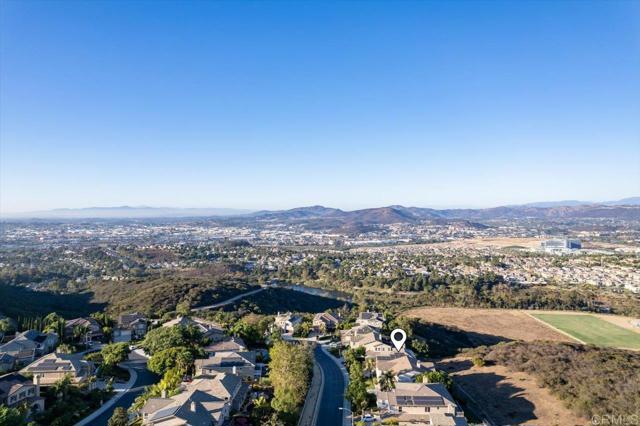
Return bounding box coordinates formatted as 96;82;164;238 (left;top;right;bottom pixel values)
0;373;45;415
140;373;247;426
356;312;385;329
0;330;58;365
375;352;434;383
312;312;341;332
203;337;247;358
194;351;259;381
376;382;468;426
363;340;396;359
163;316;225;342
114;312;148;343
340;325;380;349
273;312;302;334
0;353;16;373
21;353;96;389
64;318;103;344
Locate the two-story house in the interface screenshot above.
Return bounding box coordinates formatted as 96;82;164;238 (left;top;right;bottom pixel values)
0;373;45;415
194;351;259;381
64;318;103;344
113;312;148;343
140;374;247;426
376;382;468;426
21;353;96;389
356;311;385;329
312;312;341;332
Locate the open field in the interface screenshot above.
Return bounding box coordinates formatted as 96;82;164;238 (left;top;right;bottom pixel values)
531;313;640;350
404;307;574;345
439;357;587;426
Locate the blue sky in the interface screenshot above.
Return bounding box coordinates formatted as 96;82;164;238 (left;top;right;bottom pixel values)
1;1;639;212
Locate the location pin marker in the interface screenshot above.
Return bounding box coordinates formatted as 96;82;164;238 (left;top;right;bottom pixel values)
390;328;407;352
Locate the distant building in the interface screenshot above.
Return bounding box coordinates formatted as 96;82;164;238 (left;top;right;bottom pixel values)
541;238;582;253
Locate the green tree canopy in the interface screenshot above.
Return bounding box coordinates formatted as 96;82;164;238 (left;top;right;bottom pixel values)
268;341;312;414
148;347;194;376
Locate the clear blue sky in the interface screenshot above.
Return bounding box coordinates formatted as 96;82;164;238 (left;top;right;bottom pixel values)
1;0;639;212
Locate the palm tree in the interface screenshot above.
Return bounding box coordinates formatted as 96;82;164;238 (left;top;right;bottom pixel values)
378;370;396;392
363;357;376;376
73;325;90;344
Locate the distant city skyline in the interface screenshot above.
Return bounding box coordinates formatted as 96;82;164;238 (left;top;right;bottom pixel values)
1;1;639;213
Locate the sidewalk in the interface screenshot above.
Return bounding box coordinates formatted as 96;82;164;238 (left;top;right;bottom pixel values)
74;364;137;426
297;359;323;426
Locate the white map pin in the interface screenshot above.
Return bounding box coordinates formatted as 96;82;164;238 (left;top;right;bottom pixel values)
390;328;407;351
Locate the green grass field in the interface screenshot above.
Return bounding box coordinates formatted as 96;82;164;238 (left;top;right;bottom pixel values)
532;313;640;350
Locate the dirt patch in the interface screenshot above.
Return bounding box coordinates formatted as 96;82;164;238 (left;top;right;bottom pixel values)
439;357;588;426
404;307;574;344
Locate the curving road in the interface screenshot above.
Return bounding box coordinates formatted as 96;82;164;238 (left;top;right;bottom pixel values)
314;346;346;426
90;363;159;426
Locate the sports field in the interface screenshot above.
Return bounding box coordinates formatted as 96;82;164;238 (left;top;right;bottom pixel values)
531;313;640;350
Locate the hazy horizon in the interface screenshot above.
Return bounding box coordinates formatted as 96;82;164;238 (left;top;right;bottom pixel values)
2;1;639;213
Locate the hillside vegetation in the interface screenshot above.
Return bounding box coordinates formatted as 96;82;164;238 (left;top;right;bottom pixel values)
470;341;640;420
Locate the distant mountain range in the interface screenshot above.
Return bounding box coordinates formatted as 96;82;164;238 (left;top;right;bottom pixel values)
3;197;639;223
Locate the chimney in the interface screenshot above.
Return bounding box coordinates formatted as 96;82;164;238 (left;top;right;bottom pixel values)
232;366;237;375
33;374;41;397
161;389;167;399
190;401;196;412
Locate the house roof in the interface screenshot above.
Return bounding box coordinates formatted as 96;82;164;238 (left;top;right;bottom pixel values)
195;351;256;369
378;382;457;409
23;352;93;375
142;374;242;425
118;312;147;327
0;373;31;400
313;312;339;324
203;337;247;353
375;353;429;375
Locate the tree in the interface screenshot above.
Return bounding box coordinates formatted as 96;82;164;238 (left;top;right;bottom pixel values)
419;370;453;389
410;339;429;358
141;325;202;356
176;301;191;317
107;407;128;426
0;318;14;340
101;343;130;368
346;362;369;415
0;405;25;426
378;370;396;391
269;341;312;414
148;347;194;376
72;324;90;343
250;395;272;424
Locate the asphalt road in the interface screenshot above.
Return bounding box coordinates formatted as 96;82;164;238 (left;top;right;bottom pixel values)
90;363;159;426
314;346;346;426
